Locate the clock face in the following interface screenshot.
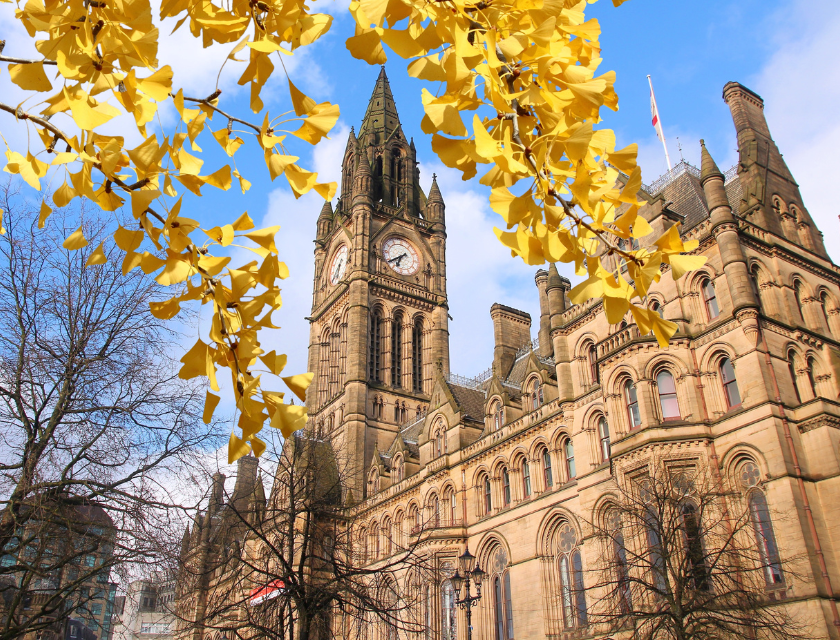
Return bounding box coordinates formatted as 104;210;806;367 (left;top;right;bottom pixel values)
329;245;349;285
382;237;419;275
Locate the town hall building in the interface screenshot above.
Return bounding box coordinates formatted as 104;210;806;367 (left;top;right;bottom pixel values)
175;70;840;640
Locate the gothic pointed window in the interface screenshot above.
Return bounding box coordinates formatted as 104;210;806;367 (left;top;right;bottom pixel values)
702;278;719;320
736;462;785;588
502;468;511;506
369;311;383;382
557;523;587;629
484;475;492;515
625;381;642;429
490;548;514;640
490;401;504;431
587;344;599;385
806;357;817;397
412;317;424;393
564;440;576;480
681;502;709;590
391;312;403;388
598;417;611;463
656;370;680;420
720;357;741;409
522;460;531;498
787;350;801;404
609;512;632;613
542;448;553;489
441;579;456;640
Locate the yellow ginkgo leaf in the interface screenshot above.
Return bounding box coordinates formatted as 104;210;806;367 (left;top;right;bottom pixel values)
179;338;219;391
8;62;52;91
289;78;317;116
85;243;107;266
38;201;51;229
203;391;221;424
227;432;252;464
62;226;88;250
269;402;307;438
149;297;182;319
282;372;314;402
244;226;280;254
260;350;288;375
233;211;255;231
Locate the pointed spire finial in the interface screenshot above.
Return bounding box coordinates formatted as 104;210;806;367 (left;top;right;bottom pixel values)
700;139;724;183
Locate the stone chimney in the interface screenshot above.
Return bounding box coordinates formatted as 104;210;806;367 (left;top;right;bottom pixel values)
490;304;532;379
535;270;552;359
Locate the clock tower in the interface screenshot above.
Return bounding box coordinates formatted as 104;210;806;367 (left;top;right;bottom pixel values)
305;67;450;499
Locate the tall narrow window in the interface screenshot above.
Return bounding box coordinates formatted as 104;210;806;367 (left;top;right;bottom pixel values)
820;291;832;329
720;357;741;409
542;449;553;488
625;381;642;429
492;402;504;431
611;517;632;613
484;476;492;514
651;301;664;318
702;279;720;320
587;345;599;385
503;571;514;640
681;503;709;591
787;351;801;404
529;379;540;411
559;554;573;628
391;313;403;388
598;418;611;463
502;468;511;506
412;318;424;393
494;577;505;640
522;461;531;498
564;440;576;480
369;311;382;382
656;370;680;420
557;523;586;629
645;511;667;593
450;491;457;525
571;550;587;626
441;580;456;640
430;496;439;527
749;492;784;586
806;357;817;397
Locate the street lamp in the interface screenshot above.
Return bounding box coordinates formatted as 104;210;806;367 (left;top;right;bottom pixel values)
452;547;484;640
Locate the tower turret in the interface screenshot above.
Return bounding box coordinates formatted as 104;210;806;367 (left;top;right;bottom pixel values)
425;175;445;223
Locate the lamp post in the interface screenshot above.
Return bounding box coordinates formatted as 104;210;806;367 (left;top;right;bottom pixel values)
451;547;484;640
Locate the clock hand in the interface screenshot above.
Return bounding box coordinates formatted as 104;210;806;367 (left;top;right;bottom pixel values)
388;253;407;266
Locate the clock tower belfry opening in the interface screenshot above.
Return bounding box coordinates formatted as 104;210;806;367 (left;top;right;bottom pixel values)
306;67;450;499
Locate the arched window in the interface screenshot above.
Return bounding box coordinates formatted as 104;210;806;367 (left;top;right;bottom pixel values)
587;344;599;385
702;279;719;320
820;291;832;329
656;370;680;420
806;357;817;397
430;495;440;527
720;357;741;409
412;317;424;393
564;440;576;480
441;579;457;640
528;378;542;411
748;492;784;586
556;522;587;629
787;350;801;404
542;449;553;488
484;476;492;515
434;424;445;458
502;468;511;506
369;311;383;382
449;490;457;525
625;381;642;429
522;460;531;498
750;267;762;306
794;281;804;319
651;301;664;318
598;417;611;463
391;312;403;388
681;503;709;591
383;519;392;556
393;456;403;482
609;512;632;613
491;401;504;431
490;547;514;640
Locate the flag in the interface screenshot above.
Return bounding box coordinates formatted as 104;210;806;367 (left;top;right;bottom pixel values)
650;88;665;144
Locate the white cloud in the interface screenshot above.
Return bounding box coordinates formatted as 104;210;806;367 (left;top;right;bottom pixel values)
751;0;840;262
418;163;545;378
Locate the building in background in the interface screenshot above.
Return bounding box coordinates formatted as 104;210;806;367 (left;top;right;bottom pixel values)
176;71;840;639
112;575;176;640
0;499;118;640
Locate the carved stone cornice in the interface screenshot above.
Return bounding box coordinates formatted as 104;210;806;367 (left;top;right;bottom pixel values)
798;415;840;434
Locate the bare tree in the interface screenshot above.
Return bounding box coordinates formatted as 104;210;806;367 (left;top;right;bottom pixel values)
0;181;220;640
585;458;812;640
175;430;435;640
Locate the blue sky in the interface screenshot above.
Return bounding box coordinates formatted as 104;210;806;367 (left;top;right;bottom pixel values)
1;0;838;467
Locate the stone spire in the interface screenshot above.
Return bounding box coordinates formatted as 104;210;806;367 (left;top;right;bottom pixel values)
358;66;403;144
317;199;333;240
353;150;373;204
425;174;445;222
699;139;724;184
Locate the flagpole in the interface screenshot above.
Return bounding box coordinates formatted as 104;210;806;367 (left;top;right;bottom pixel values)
647;75;672;171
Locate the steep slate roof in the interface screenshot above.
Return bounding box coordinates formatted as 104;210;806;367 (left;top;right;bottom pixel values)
358;67;404;143
656;167;709;232
448;384;486;421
